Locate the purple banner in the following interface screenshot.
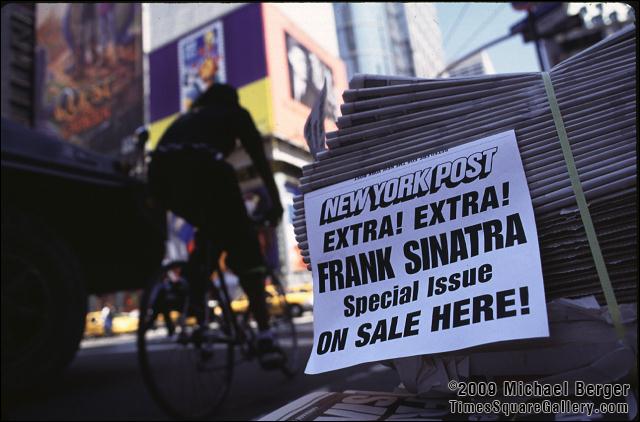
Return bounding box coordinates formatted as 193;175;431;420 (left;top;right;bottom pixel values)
149;42;179;122
223;4;267;89
149;3;267;122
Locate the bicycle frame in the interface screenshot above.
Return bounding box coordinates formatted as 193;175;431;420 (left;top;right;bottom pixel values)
161;208;293;367
196;233;259;361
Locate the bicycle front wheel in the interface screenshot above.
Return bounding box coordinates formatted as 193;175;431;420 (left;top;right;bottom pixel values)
137;264;234;420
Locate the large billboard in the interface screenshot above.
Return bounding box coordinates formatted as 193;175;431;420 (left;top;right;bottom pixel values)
147;3;270;147
285;33;338;122
178;20;226;111
147;4;347;150
262;4;348;148
35;3;143;156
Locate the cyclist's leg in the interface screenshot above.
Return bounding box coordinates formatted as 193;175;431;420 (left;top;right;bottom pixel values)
194;160;286;367
225;227;270;332
162;307;175;336
227;249;286;366
153;281;180;335
236;269;270;332
216;208;269;333
185;229;220;326
149;151;213;327
189;159;271;333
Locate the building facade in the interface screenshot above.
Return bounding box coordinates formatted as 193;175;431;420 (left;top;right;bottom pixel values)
511;2;635;69
403;3;446;79
544;2;635;67
447;50;496;78
2;3;347;299
145;3;348;286
333;2;445;79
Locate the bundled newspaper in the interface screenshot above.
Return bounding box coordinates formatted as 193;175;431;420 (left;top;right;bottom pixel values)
294;25;636;305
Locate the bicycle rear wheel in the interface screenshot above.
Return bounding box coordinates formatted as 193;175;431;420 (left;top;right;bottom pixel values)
268;273;300;377
137;263;234;420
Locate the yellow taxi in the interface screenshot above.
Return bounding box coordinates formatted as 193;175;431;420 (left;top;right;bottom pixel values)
112;312;139;334
287;282;313;294
165;311;198;327
230;283;313;318
85;311;105;337
84;311;139;337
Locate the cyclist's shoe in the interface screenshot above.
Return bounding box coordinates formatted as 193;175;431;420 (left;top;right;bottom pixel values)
256;330;285;370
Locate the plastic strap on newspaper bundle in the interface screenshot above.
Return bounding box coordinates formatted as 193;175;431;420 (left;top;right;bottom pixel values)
541;71;625;340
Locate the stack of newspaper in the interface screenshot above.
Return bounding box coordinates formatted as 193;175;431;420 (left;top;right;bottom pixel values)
293;25;636;304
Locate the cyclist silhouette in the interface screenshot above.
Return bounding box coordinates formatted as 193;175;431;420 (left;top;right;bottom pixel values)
148;83;285;363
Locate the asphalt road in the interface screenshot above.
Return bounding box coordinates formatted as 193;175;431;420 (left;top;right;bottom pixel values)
4;316;401;421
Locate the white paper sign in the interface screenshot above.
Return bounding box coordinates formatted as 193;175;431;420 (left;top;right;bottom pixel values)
304;130;549;374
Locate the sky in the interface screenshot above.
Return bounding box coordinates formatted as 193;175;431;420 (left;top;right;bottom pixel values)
435;2;540;74
277;2;633;76
274;2;543;75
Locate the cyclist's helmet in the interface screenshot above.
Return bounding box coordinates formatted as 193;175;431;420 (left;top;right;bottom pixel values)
190;83;239;110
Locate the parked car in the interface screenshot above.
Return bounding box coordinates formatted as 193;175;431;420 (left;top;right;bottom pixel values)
84;311;105;337
230;284;313;317
84;310;140;337
2;119;165;394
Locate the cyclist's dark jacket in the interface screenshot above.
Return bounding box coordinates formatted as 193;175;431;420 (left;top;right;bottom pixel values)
156;104;268;170
148;102;268;276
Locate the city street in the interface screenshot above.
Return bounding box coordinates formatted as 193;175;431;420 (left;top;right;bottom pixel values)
4;316;401;421
2;3;636;421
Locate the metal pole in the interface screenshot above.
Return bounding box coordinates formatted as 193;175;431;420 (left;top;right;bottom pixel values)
436;32;515;77
528;9;547;71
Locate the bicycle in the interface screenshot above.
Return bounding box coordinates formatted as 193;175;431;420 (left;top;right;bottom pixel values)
137;220;300;420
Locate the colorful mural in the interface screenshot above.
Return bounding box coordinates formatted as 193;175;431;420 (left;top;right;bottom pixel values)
35;3;143;156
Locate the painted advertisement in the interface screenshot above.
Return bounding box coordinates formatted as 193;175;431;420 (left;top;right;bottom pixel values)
285;32;338;122
262;4;348;148
35;3;143;156
178;20;227;112
147;4;270;146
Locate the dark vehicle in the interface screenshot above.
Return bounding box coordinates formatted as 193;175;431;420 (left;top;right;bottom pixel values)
1;118;166;394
